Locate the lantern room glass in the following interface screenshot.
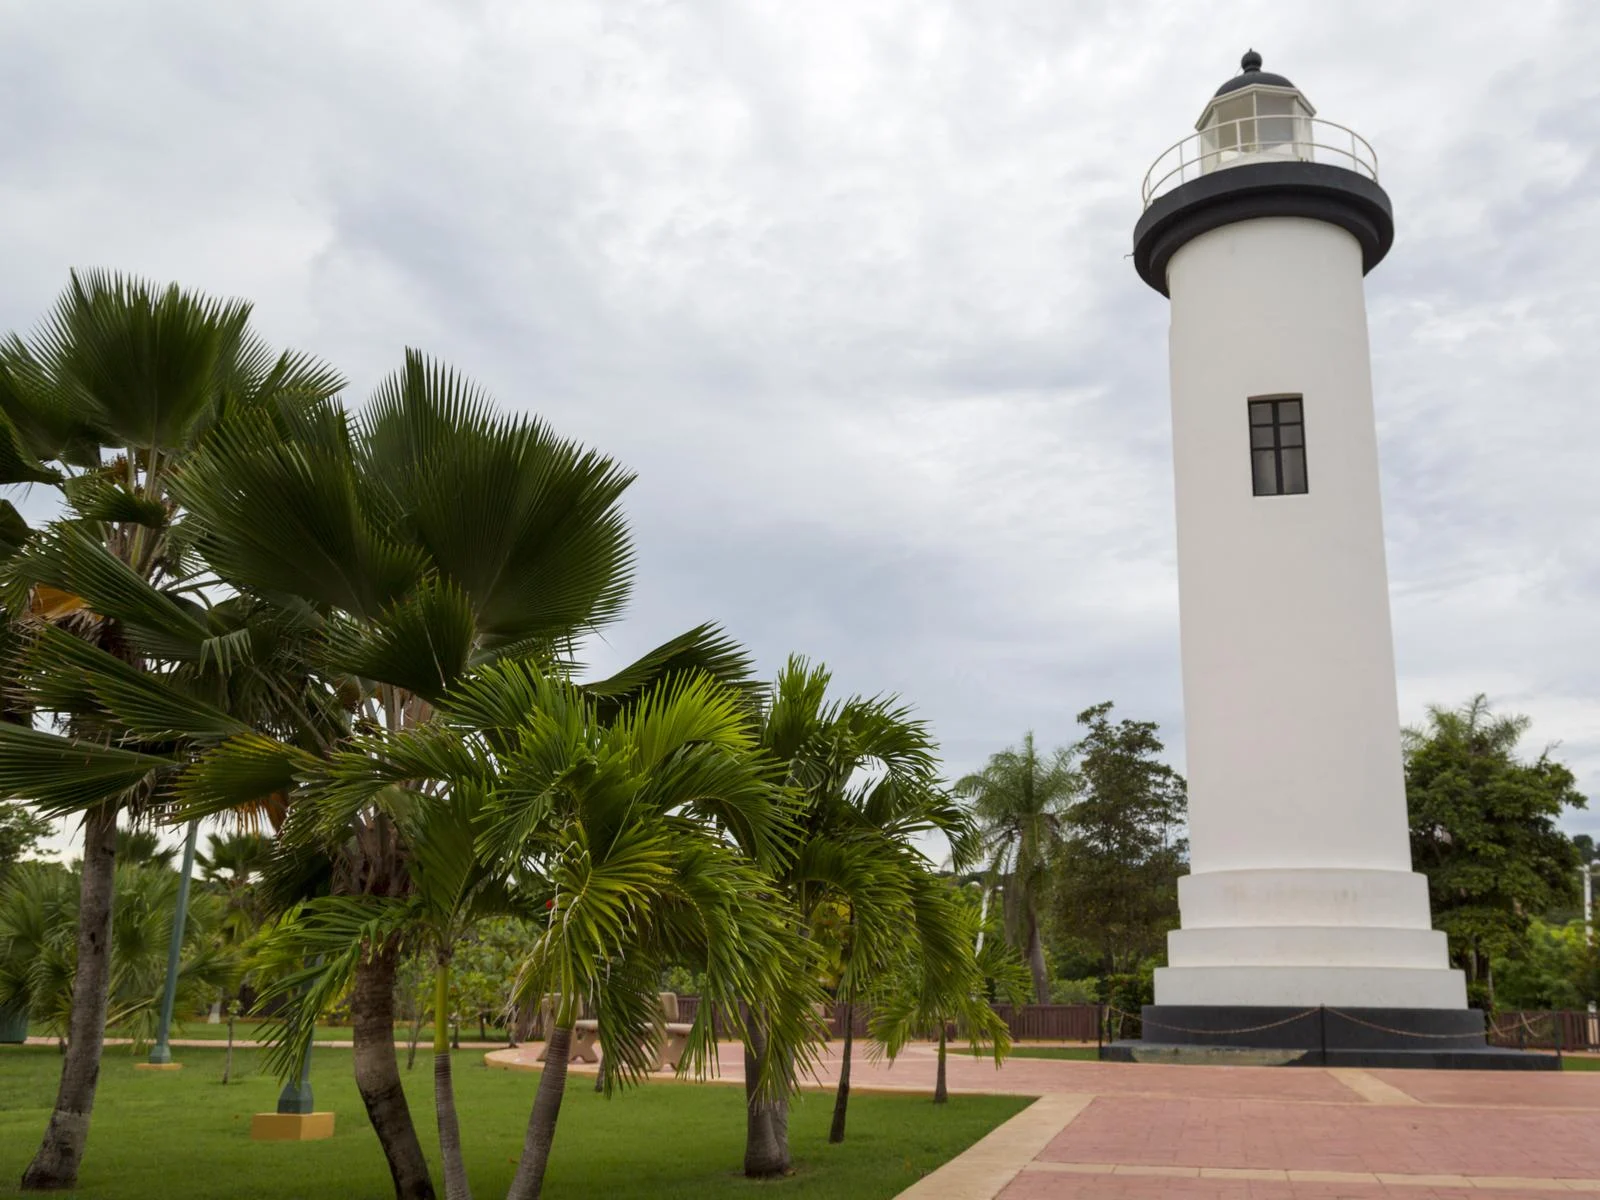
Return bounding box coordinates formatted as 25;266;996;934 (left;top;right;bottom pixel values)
1198;89;1313;175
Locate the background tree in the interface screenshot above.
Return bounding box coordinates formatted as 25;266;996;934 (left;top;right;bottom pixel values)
955;732;1077;1002
1048;703;1186;976
1405;695;1586;1007
114;826;177;871
0;802;52;880
1491;918;1598;1011
0;860;235;1046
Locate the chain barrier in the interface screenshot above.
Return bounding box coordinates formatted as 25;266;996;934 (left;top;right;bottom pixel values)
1488;1011;1568;1049
1103;1006;1320;1037
1321;1007;1492;1042
1105;1005;1533;1044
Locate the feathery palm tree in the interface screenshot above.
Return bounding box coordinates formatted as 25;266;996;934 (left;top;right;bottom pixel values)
739;657;978;1162
954;733;1079;1002
257;661;817;1200
869;884;1025;1102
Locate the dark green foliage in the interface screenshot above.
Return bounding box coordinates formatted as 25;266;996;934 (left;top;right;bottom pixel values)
0;861;236;1044
1491;919;1599;1011
1048;703;1186;976
1405;695;1587;1004
0;802;52;875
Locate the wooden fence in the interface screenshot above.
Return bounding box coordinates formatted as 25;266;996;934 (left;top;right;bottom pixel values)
1489;1009;1600;1052
552;998;1600;1052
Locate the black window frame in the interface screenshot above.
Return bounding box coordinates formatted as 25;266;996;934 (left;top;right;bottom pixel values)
1248;396;1308;496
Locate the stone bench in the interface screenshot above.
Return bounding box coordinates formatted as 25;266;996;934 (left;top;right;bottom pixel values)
657;1022;695;1071
534;1018;600;1064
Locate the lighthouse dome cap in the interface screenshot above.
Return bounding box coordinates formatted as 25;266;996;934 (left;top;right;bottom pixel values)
1214;49;1296;96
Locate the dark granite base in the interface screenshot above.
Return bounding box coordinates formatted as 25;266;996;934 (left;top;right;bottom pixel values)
1098;1004;1559;1070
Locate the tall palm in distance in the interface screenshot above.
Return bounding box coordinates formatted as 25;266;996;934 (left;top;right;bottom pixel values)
954;732;1079;1003
114;826;177;871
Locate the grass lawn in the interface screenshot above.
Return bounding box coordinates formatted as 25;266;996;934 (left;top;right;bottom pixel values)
1003;1046;1098;1062
1561;1054;1600;1071
0;1045;1028;1199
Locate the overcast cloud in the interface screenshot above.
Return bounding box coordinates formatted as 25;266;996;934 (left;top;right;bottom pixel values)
3;0;1596;854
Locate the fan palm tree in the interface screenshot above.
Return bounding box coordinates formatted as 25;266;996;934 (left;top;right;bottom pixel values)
196;830;274;935
167;351;760;1200
955;733;1078;1002
0;271;340;1191
737;657;979;1163
113;826;177;870
0;859;236;1049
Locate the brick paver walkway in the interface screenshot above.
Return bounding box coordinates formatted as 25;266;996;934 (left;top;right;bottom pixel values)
485;1041;1600;1198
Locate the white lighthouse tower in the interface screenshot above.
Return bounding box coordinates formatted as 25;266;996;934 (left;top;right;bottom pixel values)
1127;54;1541;1067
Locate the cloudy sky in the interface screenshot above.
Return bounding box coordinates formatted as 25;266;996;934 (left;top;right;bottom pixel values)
3;0;1597;853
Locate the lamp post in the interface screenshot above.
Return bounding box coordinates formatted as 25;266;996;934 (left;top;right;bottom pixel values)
146;819;200;1068
1583;862;1598;1049
1582;861;1595;948
250;955;335;1140
276;1034;316;1115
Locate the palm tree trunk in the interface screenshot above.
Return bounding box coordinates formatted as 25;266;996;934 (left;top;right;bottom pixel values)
934;1026;949;1104
353;943;436;1200
1026;908;1049;1004
828;1001;853;1143
433;958;471;1200
741;1016;791;1177
505;1023;572;1200
21;805;118;1191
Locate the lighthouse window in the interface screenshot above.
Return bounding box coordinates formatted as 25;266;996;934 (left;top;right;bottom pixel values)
1248;397;1308;496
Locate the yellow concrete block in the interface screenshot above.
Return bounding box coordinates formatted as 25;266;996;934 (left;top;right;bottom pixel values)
250;1112;336;1141
133;1062;184;1072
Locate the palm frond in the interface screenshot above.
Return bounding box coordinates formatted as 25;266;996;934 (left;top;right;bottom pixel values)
0;724;171;814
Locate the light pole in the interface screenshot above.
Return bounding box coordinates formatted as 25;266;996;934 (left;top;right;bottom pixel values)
1583;861;1598;1047
251;955;335;1140
146;819;200;1068
1582;860;1595;948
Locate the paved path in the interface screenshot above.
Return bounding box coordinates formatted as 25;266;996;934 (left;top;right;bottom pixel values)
487;1041;1600;1198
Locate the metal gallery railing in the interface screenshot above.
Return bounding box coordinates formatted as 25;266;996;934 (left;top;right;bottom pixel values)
1142;115;1379;208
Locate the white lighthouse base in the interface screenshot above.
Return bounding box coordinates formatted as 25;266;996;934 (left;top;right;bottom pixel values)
1106;868;1552;1068
1155;867;1467;1009
1154;965;1465;1009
